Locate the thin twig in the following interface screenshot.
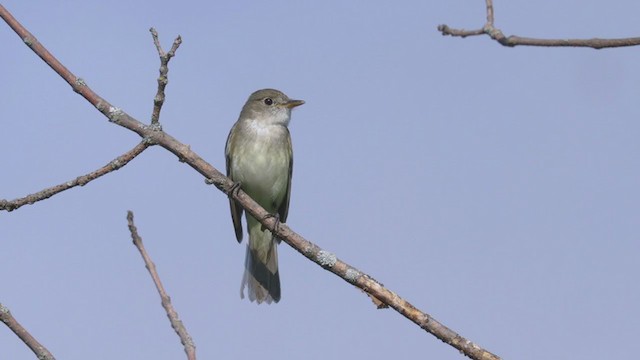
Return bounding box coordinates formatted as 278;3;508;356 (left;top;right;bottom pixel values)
0;142;149;212
126;211;196;360
0;303;56;360
1;5;499;359
149;28;182;126
438;0;640;49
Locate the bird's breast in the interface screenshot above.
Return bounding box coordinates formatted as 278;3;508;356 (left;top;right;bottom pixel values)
230;124;291;211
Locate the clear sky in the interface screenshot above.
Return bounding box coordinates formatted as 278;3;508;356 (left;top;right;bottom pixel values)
2;1;639;359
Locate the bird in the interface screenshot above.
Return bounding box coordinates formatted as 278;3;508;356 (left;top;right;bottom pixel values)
225;88;304;304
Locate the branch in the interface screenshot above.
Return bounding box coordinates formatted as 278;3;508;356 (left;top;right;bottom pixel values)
228;195;500;360
126;211;196;360
149;28;182;126
438;0;640;49
1;5;499;360
0;303;56;360
0;142;149;212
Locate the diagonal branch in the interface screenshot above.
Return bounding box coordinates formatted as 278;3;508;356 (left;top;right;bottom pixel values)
0;303;56;360
223;187;500;360
0;142;150;212
127;211;196;360
438;0;640;49
1;5;154;142
1;5;499;360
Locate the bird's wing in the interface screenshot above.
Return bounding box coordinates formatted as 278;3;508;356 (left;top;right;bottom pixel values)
226;124;244;243
278;129;293;223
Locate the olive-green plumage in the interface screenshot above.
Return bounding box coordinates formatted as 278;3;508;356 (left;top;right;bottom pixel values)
225;89;304;304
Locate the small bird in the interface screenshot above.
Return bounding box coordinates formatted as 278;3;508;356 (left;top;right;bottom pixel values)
225;88;304;304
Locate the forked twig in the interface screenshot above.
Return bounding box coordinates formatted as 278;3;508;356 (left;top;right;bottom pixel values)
438;0;640;49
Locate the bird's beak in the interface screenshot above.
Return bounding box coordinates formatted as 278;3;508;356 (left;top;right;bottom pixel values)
284;99;305;109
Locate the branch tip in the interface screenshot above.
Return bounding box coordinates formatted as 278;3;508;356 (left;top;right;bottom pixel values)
126;211;197;359
1;142;149;212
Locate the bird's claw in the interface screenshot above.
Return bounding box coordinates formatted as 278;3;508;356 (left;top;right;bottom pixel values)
228;181;242;198
261;213;280;236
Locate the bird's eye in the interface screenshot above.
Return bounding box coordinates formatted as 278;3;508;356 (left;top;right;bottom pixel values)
263;98;273;106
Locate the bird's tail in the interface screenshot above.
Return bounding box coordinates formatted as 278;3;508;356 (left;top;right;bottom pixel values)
240;215;281;304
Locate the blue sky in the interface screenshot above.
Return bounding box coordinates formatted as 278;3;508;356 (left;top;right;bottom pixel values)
2;1;639;359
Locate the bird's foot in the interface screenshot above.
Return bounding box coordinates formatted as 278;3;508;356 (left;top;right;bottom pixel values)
261;213;281;236
228;181;242;198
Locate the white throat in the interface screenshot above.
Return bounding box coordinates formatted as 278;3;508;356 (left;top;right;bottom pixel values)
250;107;291;127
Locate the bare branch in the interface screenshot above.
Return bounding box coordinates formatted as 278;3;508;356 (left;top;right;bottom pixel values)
1;5;153;142
1;5;499;359
0;303;56;360
438;0;640;49
127;211;196;360
223;188;501;360
149;27;182;126
0;142;149;212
